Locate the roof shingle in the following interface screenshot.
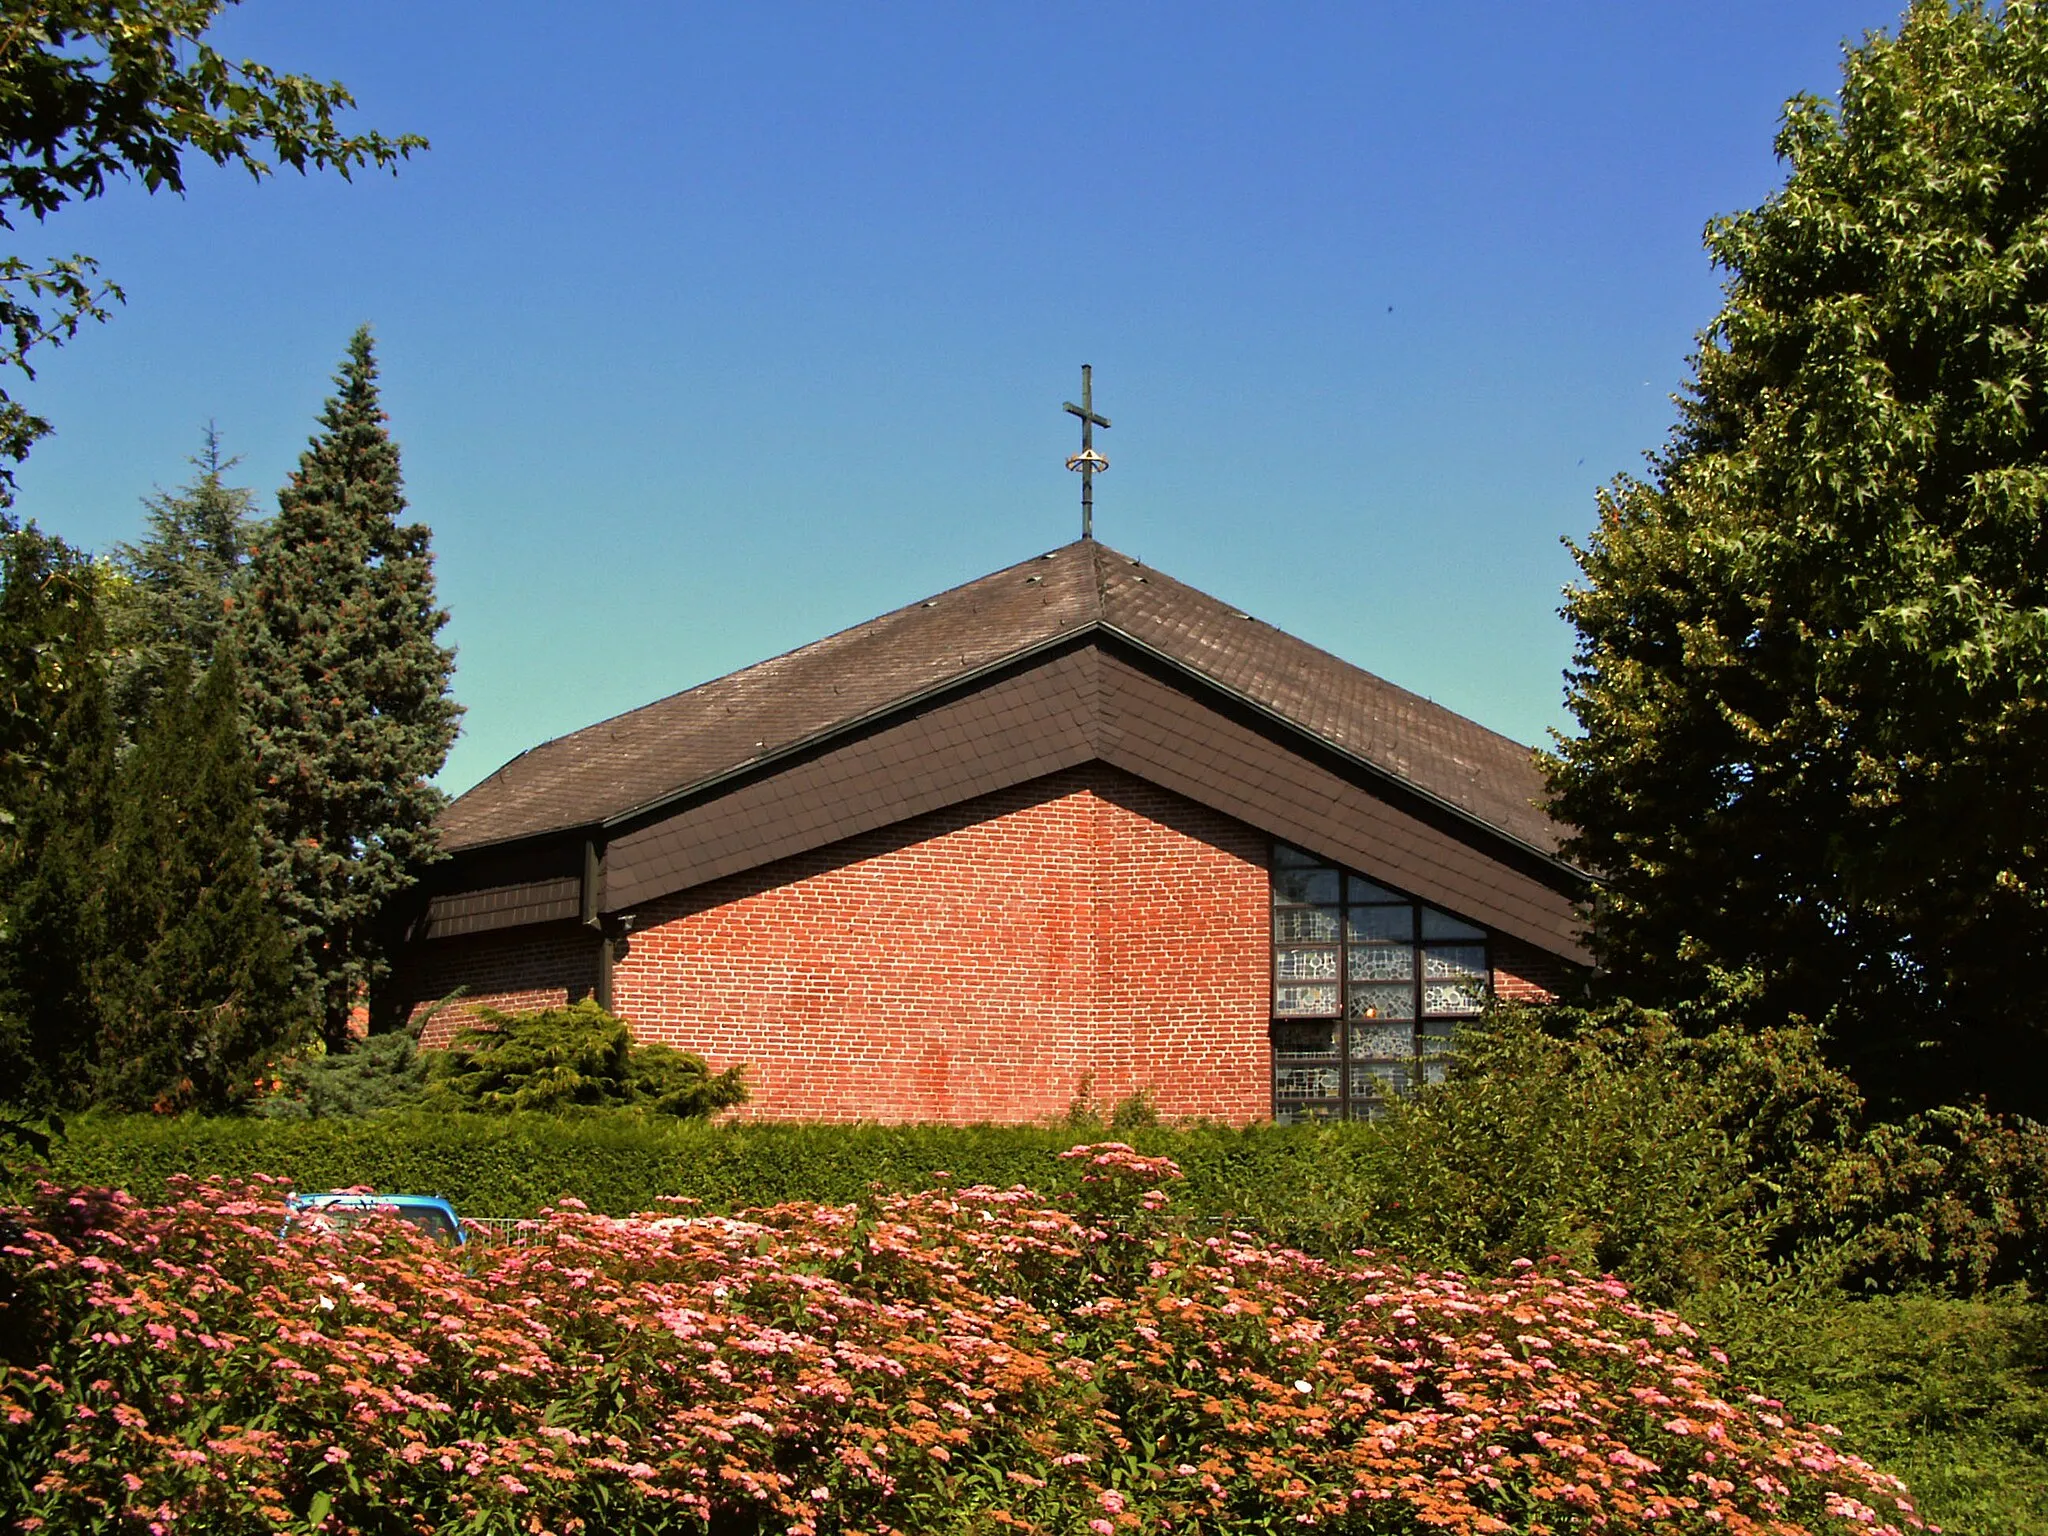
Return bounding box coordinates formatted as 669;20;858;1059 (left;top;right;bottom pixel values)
439;541;1564;861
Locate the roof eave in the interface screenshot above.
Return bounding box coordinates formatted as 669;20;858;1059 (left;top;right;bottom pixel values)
442;619;1587;889
1095;623;1590;886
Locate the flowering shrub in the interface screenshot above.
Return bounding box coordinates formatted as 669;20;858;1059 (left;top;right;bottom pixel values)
1;1145;1921;1535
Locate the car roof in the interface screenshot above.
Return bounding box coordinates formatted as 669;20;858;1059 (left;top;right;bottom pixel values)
288;1192;457;1210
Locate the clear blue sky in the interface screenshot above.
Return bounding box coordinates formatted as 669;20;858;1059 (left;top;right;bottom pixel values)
10;0;1902;794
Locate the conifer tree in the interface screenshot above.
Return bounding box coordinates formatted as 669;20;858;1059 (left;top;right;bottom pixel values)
234;330;460;1050
107;424;262;723
92;652;305;1112
0;519;116;1109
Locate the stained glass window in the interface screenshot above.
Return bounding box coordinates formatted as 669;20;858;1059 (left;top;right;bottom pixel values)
1421;908;1487;941
1276;947;1340;980
1347;982;1414;1020
1270;843;1488;1122
1348;946;1414;982
1274;982;1339;1017
1272;867;1340;905
1350;1020;1414;1059
1273;1022;1340;1059
1275;907;1340;943
1347;906;1412;943
1352;1061;1412;1099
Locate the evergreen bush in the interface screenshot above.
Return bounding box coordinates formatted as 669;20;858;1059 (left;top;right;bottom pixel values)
425;999;748;1118
255;1031;432;1122
89;652;306;1113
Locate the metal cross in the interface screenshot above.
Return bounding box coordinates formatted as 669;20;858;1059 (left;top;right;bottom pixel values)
1064;364;1111;540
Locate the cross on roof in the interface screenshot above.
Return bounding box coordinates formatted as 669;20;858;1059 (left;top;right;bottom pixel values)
1064;364;1111;540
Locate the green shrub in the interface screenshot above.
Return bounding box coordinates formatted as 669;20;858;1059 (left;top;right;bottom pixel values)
255;1031;432;1120
1699;1290;2048;1536
1813;1103;2048;1296
1335;1006;1861;1301
426;999;748;1117
29;1004;2038;1304
21;1114;1096;1215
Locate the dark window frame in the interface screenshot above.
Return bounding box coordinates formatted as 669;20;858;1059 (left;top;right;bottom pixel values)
1267;841;1488;1123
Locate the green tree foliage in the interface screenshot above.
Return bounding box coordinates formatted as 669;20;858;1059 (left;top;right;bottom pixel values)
428;1000;750;1118
0;2;423;487
1333;1007;1865;1302
1544;1;2048;1115
105;424;261;723
90;652;305;1113
1815;1100;2048;1295
0;517;114;1109
254;1029;430;1121
233;329;460;1049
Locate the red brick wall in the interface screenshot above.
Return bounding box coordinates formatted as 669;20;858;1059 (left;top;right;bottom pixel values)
1090;777;1271;1121
1492;936;1581;1007
395;923;599;1047
611;766;1272;1125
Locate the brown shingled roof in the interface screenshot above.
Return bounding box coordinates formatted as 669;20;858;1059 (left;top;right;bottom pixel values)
440;540;1567;863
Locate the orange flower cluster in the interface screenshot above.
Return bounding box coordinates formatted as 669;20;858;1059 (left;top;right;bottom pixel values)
0;1150;1920;1536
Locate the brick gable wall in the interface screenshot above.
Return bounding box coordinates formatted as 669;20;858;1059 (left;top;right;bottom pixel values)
394;764;1568;1123
611;765;1270;1124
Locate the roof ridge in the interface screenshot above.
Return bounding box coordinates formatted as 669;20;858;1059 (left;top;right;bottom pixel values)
438;536;1566;866
461;542;1099;789
1099;552;1539;757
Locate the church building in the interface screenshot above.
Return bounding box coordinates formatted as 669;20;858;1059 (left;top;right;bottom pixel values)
389;538;1588;1125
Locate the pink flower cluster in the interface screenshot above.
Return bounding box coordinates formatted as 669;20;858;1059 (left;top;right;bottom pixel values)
0;1155;1920;1535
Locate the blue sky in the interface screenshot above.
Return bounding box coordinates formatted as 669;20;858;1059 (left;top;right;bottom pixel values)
10;1;1901;793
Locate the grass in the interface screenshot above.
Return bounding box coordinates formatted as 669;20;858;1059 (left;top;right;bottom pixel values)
1698;1289;2048;1536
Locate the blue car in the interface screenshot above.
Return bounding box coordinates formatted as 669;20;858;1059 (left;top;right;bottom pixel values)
284;1192;466;1247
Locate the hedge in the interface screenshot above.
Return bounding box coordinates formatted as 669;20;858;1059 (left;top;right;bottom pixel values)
23;1112;1393;1243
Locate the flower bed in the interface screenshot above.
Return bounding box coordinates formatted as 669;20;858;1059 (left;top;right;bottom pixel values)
0;1145;1919;1535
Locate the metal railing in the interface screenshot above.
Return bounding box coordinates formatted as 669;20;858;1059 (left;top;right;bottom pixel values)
461;1216;545;1247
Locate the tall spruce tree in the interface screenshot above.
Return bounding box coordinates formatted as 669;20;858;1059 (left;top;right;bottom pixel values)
235;330;460;1050
0;519;116;1109
92;651;305;1112
107;424;262;724
1544;1;2048;1116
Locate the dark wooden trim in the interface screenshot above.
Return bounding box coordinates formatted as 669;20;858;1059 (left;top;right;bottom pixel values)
420;876;581;940
596;629;1096;835
580;838;602;930
601;643;1103;911
1103;623;1580;877
415;637;1589;965
1093;645;1587;961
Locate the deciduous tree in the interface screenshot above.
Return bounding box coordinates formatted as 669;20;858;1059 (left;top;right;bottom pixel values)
0;1;424;488
1545;0;2048;1115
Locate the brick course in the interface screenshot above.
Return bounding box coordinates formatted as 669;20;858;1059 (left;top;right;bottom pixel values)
1491;936;1573;1007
